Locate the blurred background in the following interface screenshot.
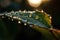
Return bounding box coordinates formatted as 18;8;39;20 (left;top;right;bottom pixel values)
0;0;60;40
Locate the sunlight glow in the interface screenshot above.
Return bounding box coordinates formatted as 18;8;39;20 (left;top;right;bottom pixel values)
28;0;42;8
27;0;50;8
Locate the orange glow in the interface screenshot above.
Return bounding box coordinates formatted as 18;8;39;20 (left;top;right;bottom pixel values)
42;0;50;2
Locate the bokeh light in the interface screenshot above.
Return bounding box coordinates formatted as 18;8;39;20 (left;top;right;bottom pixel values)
27;0;42;8
27;0;50;8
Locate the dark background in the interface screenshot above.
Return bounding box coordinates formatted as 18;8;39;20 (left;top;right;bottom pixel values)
0;0;60;40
